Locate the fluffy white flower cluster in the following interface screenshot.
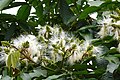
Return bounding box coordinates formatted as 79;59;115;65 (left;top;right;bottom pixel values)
12;35;42;62
0;25;104;65
98;10;120;55
98;11;120;40
37;25;103;64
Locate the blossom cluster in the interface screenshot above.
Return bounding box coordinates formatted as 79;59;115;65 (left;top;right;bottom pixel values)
37;25;104;64
98;8;120;54
0;25;104;66
98;9;120;40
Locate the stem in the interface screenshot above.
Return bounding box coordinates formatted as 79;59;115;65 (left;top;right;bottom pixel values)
60;52;66;69
12;45;56;72
11;45;37;64
41;65;56;72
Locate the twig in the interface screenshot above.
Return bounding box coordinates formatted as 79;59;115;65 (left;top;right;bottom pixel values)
11;45;56;72
11;45;37;64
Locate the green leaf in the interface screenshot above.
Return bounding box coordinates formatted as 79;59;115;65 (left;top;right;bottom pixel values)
67;16;77;25
17;4;31;21
92;36;118;47
6;51;20;69
32;1;43;18
73;70;88;75
36;3;44;25
31;0;45;25
105;56;119;64
92;68;106;75
100;72;114;80
16;75;22;80
1;76;11;80
6;53;12;69
1;41;10;47
0;14;16;22
105;56;120;73
11;53;17;68
99;1;120;11
82;78;97;80
70;64;88;70
102;48;118;56
14;51;20;62
0;0;12;11
44;73;66;80
2;67;8;77
11;51;20;68
59;0;74;25
20;73;31;80
113;54;120;58
76;25;97;32
96;58;108;69
107;63;119;73
5;23;17;40
18;21;33;33
29;69;47;78
79;6;99;19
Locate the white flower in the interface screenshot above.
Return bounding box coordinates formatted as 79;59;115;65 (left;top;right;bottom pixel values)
113;21;120;25
68;53;77;65
38;25;53;38
68;50;84;65
114;28;120;40
59;31;66;39
106;26;114;36
50;50;62;63
102;11;112;18
64;44;70;51
97;17;113;38
98;24;114;38
98;11;120;39
37;25;107;65
32;57;39;63
49;35;59;44
12;34;41;62
40;26;84;64
99;18;112;26
67;39;92;65
80;39;91;51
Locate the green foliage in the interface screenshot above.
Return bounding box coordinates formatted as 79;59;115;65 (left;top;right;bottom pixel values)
0;0;12;10
59;0;74;25
6;50;20;69
1;0;120;80
17;4;31;21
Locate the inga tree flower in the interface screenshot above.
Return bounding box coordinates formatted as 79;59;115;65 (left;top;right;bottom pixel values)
3;25;105;65
12;35;41;62
98;9;120;40
37;25;105;65
98;17;114;38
